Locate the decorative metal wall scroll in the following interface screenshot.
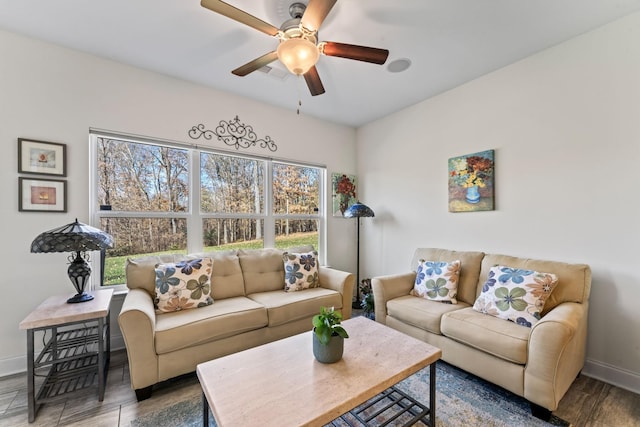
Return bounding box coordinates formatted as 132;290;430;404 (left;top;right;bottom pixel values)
188;116;277;152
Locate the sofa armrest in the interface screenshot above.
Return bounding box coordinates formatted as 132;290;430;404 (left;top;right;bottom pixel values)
372;272;416;324
525;302;588;411
318;266;355;319
117;288;159;391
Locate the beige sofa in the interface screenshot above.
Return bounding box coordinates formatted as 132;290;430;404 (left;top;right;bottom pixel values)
118;246;354;400
372;248;591;420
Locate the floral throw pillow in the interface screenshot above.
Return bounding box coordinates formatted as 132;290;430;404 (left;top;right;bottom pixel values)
411;260;461;304
472;265;559;327
154;258;214;313
283;251;319;292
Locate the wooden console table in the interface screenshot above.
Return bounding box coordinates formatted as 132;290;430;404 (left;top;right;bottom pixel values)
19;289;113;423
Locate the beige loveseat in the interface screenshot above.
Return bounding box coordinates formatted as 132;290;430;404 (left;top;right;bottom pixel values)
118;246;354;400
372;248;591;419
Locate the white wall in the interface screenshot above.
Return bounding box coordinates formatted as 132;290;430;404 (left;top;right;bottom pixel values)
0;29;357;375
357;12;640;393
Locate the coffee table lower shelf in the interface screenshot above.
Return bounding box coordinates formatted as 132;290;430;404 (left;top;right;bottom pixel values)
341;383;433;426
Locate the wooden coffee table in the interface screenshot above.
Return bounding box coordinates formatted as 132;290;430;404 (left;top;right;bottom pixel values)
196;316;441;426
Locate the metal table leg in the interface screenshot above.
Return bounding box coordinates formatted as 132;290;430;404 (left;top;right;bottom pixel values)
27;328;35;423
430;362;436;427
203;392;209;427
98;317;105;401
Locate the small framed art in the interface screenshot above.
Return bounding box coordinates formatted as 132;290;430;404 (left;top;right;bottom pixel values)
19;177;67;212
18;138;67;176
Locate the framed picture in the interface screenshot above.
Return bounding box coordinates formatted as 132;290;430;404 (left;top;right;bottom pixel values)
18;138;67;176
331;173;357;217
448;149;495;212
19;177;67;212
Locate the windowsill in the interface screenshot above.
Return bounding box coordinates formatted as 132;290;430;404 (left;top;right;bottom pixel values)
92;283;128;297
112;288;129;297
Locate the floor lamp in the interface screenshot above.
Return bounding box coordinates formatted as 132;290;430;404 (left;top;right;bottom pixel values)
344;201;375;309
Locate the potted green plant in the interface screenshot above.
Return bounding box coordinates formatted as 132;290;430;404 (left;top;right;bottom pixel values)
312;306;349;363
360;279;375;320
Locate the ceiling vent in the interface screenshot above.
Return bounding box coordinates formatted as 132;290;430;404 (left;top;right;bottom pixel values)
258;64;289;80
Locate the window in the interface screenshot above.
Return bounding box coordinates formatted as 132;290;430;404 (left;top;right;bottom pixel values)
90;131;324;288
272;162;320;250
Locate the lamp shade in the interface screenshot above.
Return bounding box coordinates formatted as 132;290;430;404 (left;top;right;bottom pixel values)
31;219;114;303
31;219;114;253
343;202;375;218
277;37;320;75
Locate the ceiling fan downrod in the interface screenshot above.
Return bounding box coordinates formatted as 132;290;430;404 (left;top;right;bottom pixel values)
289;2;306;19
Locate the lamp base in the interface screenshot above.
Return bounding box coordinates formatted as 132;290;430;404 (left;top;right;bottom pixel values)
67;293;94;304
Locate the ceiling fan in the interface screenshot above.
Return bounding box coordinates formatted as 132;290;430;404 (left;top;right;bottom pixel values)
200;0;390;96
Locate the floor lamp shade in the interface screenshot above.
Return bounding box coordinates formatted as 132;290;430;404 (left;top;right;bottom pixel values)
344;202;374;309
31;219;114;303
343;202;375;219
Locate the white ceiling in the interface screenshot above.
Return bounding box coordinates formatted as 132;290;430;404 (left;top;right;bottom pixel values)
1;0;640;127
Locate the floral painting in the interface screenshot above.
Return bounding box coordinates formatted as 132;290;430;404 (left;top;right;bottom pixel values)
448;149;495;212
331;173;357;217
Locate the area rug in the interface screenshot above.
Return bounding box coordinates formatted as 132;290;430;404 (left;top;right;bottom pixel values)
131;361;571;427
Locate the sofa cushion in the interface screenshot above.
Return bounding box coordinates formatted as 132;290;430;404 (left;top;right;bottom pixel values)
154;296;268;354
411;259;460;304
285;244;315;256
480;253;591;313
126;253;191;297
247;288;342;327
283;251;320;292
472;265;559;327
410;248;484;306
239;248;286;294
127;251;246;300
193;251;245;299
441;307;530;364
154;258;214;313
387;295;470;335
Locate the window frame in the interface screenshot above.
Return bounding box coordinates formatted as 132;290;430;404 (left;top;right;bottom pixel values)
89;129;326;292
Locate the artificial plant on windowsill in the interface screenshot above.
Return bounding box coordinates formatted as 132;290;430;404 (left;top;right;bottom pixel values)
312;306;349;363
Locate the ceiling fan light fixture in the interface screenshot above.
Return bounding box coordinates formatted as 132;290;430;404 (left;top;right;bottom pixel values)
201;0;387;96
277;37;319;75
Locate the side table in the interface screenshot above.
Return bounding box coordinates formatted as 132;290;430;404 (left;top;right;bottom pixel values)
19;288;113;423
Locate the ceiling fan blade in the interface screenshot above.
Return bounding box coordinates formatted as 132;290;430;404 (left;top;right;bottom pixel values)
232;51;278;76
201;0;280;36
304;66;325;96
301;0;337;32
321;41;389;65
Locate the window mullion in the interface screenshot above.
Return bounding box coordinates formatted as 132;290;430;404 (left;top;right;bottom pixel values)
188;149;202;253
264;160;275;247
319;168;327;265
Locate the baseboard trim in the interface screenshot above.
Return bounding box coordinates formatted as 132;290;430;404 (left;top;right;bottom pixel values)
0;355;26;377
583;358;640;394
111;336;125;352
